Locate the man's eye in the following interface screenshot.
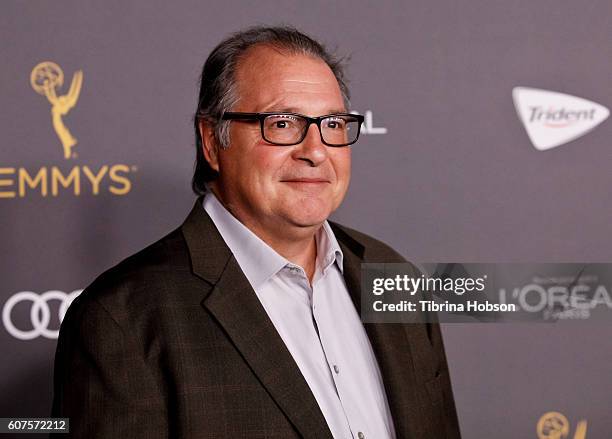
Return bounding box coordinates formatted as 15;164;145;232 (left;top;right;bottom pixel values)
325;118;346;129
268;116;297;129
275;121;289;129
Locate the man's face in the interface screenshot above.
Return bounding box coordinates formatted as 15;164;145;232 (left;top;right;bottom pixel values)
209;45;351;237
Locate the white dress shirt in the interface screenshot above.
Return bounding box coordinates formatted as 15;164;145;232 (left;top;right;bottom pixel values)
203;193;396;439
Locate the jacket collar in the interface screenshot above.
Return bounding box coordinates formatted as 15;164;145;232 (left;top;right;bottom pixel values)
180;196;233;284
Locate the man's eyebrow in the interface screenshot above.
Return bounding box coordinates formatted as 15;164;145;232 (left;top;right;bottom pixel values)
326;108;348;114
260;107;348;115
264;107;300;113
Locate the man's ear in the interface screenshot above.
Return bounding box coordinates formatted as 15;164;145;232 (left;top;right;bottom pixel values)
199;120;220;172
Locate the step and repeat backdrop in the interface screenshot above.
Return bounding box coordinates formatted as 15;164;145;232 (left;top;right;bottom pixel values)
1;1;611;438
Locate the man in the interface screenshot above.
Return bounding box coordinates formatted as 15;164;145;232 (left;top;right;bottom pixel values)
52;26;461;438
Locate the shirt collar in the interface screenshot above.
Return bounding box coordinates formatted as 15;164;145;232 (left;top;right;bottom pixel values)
202;193;343;289
317;221;344;276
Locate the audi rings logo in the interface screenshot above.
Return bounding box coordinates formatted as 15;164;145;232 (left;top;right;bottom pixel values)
2;290;82;340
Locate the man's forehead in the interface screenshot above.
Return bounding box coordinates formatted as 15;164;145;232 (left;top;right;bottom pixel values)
233;47;344;111
235;46;337;85
282;79;334;85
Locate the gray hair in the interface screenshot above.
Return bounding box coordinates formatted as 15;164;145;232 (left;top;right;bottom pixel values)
192;25;351;195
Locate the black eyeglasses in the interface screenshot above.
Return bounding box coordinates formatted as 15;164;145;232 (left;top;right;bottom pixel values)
220;112;365;147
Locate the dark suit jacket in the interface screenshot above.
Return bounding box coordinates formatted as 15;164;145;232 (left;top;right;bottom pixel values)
52;198;461;438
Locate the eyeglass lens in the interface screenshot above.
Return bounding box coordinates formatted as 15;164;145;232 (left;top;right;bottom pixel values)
263;114;360;146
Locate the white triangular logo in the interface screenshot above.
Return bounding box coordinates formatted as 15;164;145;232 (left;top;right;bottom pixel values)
512;87;609;151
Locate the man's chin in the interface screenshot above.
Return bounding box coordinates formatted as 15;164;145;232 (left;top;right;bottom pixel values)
287;214;329;229
284;202;333;227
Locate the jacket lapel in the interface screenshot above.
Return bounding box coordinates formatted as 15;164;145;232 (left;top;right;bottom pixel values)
333;224;420;439
181;199;332;439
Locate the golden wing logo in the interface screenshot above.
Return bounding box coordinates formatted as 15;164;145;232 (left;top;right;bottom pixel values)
537;412;587;439
31;61;83;159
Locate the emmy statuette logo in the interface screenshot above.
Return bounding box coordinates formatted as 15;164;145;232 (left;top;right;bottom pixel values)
31;62;83;159
537;412;587;439
0;60;136;199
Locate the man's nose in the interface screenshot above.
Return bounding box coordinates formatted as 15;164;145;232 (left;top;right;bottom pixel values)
292;123;328;166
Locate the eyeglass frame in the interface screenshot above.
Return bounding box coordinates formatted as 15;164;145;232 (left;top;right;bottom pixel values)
214;111;365;147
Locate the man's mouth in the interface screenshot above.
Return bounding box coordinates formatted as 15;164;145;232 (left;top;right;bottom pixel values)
281;178;330;183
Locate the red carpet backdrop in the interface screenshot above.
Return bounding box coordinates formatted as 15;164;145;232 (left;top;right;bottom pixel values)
1;1;611;438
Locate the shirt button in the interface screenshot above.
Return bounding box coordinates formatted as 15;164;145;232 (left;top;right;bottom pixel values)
358;432;365;439
333;365;340;374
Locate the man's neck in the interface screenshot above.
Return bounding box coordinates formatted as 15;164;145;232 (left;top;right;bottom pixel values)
210;188;319;282
238;219;319;283
263;230;318;282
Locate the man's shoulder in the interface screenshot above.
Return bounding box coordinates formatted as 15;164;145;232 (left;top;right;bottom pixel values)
329;221;407;264
67;227;193;321
96;227;189;285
